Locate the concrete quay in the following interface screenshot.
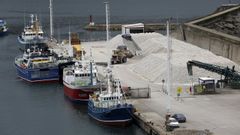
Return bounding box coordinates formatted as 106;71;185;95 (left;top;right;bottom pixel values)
130;87;240;135
84;23;177;31
81;32;240;135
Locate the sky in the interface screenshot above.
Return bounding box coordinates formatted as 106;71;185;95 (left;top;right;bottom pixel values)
0;0;239;18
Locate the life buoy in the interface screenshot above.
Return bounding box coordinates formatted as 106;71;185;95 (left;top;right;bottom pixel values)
20;64;26;68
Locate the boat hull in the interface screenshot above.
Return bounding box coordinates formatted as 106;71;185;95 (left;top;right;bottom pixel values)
18;36;46;45
0;31;7;36
15;63;59;83
63;82;99;102
88;101;134;126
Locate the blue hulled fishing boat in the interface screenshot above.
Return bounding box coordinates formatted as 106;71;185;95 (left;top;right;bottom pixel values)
0;19;8;36
88;65;134;126
14;47;59;82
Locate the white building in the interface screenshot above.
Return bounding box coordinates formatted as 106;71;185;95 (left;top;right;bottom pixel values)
122;23;144;35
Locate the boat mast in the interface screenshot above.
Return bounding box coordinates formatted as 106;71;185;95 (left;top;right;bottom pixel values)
30;14;34;24
90;48;93;85
24;12;26;27
68;25;71;46
116;79;121;101
49;0;54;40
81;47;85;61
107;62;112;94
166;21;172;114
104;1;110;41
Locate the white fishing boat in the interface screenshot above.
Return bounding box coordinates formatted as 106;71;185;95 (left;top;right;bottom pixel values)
63;50;101;102
18;14;47;45
0;19;8;36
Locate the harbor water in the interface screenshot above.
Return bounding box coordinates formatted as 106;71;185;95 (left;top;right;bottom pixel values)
0;34;145;135
0;0;239;135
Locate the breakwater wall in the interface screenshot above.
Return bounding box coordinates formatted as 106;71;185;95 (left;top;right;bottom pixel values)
173;5;240;64
84;23;177;31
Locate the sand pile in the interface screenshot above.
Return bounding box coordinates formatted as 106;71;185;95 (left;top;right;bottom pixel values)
128;33;239;84
83;32;239;86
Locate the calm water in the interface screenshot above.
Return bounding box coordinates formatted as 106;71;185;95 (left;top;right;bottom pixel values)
0;0;239;135
0;34;146;135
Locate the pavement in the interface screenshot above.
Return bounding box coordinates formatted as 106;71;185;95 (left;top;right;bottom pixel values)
81;39;240;135
131;88;240;135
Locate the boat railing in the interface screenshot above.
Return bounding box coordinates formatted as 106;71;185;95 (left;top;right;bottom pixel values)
71;79;89;86
31;62;57;69
14;56;24;64
92;98;126;109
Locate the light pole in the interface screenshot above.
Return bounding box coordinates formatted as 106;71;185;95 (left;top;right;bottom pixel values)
104;1;110;41
166;20;172;115
49;0;54;40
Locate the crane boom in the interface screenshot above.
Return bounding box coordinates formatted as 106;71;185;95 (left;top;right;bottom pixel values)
187;60;240;88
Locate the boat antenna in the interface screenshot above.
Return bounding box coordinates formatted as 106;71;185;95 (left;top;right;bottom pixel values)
116;79;121;102
68;24;71;46
90;48;93;59
35;14;38;21
81;47;85;60
166;20;172;115
24;12;26;27
107;62;112;94
30;14;34;24
104;1;110;41
90;59;93;85
57;24;61;43
49;0;54;40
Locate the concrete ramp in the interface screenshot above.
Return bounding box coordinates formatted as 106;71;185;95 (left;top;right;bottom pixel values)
122;37;142;56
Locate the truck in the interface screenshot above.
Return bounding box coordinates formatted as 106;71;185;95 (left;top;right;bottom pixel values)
111;45;133;64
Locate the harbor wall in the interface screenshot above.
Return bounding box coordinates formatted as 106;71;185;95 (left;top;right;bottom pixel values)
176;24;240;64
172;6;240;64
84;23;177;31
133;112;213;135
133;112;167;135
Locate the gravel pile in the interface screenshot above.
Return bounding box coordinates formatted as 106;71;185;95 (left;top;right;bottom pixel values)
82;32;239;86
128;33;239;84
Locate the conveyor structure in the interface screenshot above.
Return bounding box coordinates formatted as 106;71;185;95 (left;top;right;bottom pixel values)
187;60;240;88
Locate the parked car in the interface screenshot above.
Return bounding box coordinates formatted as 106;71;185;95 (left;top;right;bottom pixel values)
167;117;180;128
171;113;186;123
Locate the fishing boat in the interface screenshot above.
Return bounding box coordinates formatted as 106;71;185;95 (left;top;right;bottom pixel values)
63;51;101;102
0;19;8;36
18;14;47;45
14;47;59;82
88;65;134;126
